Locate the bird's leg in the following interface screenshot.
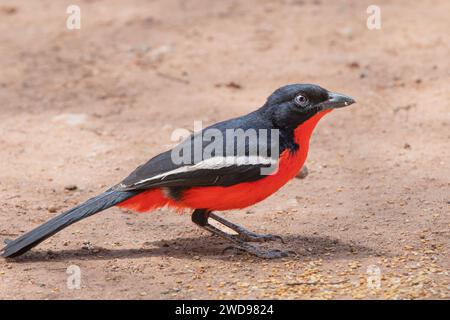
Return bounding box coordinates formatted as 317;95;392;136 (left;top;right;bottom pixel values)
191;209;288;259
191;208;210;227
208;212;284;243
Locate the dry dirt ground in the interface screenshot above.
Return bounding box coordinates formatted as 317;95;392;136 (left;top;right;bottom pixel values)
0;0;448;299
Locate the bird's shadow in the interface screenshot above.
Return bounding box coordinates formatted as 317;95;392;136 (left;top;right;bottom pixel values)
8;234;384;263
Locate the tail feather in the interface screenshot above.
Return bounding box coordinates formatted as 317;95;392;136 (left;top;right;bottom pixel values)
1;189;139;258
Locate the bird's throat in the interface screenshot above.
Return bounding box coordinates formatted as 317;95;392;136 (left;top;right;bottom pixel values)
294;109;332;155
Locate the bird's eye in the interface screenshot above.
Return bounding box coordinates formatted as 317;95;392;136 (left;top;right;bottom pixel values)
294;94;309;107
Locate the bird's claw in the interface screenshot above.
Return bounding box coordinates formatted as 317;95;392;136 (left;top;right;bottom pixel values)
234;232;285;244
222;245;292;259
222;245;239;255
252;248;289;259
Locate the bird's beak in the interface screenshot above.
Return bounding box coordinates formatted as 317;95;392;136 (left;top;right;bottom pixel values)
319;92;356;110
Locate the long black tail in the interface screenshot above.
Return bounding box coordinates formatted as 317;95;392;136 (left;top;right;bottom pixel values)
1;189;139;258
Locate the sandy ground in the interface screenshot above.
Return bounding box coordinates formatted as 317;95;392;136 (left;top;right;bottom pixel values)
0;0;448;299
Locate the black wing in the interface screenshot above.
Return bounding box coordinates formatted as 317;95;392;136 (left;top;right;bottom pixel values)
118;152;275;191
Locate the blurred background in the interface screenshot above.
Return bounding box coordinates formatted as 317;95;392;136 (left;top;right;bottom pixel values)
0;0;448;299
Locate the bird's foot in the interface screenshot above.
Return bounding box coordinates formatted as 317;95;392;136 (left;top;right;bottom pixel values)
207;212;284;243
194;210;290;259
223;245;291;259
234;231;284;243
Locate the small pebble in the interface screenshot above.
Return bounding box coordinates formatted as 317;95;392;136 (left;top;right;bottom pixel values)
65;184;78;191
296;166;309;179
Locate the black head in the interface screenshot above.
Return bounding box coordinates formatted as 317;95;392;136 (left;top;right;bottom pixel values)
260;84;355;130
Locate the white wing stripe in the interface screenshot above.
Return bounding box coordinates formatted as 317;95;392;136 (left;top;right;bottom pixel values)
131;156;277;186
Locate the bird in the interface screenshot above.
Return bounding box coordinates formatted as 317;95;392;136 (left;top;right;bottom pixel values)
1;83;355;259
